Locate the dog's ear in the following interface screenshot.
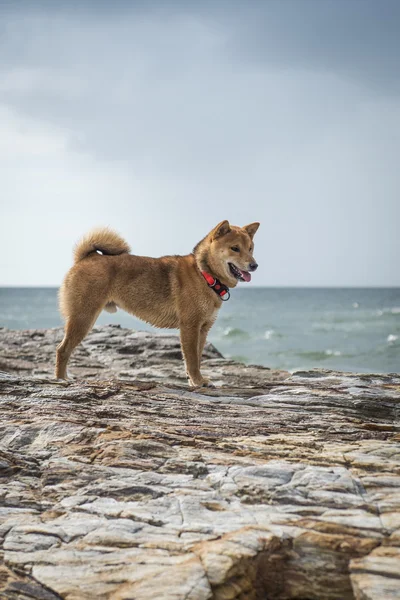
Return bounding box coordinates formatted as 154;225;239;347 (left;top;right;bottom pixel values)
212;220;231;239
243;222;260;239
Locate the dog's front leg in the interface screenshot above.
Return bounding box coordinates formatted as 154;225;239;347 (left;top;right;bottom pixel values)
180;322;211;387
198;321;212;371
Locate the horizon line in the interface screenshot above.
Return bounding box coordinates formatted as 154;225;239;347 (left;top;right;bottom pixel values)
1;285;399;290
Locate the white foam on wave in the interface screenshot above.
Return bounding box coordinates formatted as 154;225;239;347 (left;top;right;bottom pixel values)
222;326;249;339
387;334;399;344
381;307;400;315
265;329;274;340
325;349;341;356
352;302;359;308
313;321;365;333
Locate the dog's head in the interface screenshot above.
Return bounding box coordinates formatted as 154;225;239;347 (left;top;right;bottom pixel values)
207;220;260;288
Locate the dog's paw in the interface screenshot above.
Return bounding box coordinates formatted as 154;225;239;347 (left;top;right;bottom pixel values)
200;378;215;388
189;377;215;389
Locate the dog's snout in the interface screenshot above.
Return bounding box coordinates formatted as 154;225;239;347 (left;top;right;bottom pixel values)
249;262;258;272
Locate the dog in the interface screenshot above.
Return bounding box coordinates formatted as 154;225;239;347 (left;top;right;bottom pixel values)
55;220;259;386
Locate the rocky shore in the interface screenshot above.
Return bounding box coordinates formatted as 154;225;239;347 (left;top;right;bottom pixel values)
0;325;399;599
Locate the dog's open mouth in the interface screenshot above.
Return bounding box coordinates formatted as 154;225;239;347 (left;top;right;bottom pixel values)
228;263;251;282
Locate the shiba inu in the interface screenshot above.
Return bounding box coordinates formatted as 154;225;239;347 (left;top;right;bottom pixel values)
56;220;259;386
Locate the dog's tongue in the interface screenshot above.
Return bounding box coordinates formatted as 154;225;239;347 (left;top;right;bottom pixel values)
239;269;251;282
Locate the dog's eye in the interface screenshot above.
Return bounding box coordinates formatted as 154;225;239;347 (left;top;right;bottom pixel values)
231;246;240;253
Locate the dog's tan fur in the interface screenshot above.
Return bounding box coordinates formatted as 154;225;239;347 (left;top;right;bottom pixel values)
56;220;259;386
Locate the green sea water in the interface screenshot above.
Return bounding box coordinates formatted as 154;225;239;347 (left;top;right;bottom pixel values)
0;287;399;373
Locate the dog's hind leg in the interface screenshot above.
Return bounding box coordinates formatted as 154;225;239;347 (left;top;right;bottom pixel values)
55;310;101;379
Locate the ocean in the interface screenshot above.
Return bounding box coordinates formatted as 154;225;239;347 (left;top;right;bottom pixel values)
0;287;399;374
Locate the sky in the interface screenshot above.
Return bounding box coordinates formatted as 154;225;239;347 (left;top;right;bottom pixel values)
0;0;399;287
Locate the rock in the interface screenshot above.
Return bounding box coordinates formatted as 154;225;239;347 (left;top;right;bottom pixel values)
350;546;400;599
0;325;399;599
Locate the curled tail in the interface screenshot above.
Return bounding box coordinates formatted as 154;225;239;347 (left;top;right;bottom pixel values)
73;227;131;263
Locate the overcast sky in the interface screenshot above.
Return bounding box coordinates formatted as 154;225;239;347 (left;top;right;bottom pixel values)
0;0;399;286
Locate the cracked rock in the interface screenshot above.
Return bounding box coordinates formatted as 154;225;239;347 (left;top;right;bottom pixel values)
0;325;399;599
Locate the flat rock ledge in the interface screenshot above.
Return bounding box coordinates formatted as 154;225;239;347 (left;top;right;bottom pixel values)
0;325;399;600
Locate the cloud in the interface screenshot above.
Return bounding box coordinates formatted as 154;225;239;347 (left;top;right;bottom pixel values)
215;0;400;92
4;0;399;90
0;0;399;286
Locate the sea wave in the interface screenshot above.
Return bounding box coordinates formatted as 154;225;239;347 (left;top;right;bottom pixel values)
312;321;366;333
385;307;400;315
222;327;250;339
296;349;343;361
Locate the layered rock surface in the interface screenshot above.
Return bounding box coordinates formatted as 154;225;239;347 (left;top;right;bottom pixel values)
0;325;399;600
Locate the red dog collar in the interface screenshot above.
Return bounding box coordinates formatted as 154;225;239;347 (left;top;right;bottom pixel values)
201;271;230;301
